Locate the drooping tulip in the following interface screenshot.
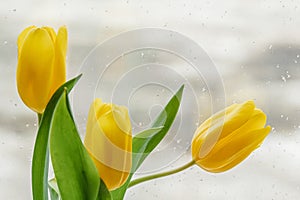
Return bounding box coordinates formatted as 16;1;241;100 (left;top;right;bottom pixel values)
84;98;132;190
17;26;67;113
192;100;271;173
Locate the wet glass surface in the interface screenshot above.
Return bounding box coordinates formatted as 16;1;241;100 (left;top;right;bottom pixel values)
1;0;300;199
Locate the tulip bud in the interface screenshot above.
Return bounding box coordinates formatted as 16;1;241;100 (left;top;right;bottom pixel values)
192;100;271;173
16;26;67;113
84;99;132;190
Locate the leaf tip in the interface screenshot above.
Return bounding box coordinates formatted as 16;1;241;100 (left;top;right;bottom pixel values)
175;84;184;101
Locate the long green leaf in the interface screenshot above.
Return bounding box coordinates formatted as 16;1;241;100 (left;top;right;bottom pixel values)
111;85;184;199
32;75;82;200
131;127;164;171
50;90;101;200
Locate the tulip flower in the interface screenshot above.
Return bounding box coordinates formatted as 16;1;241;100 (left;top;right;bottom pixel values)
192;100;271;173
84;99;132;190
16;25;67;113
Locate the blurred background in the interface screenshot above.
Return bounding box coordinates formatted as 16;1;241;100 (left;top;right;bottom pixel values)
1;0;300;199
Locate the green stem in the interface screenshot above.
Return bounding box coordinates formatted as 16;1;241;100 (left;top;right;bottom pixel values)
128;160;195;188
37;113;43;126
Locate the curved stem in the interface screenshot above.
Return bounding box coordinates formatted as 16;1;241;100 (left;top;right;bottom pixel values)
128;160;195;188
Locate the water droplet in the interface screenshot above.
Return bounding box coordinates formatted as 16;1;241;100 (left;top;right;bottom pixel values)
202;87;206;92
281;75;286;82
141;52;144;58
25;123;29;127
276;64;280;68
138;122;142;126
280;114;284;118
269;45;273;49
3;41;8;45
297;55;300;58
176;139;182;144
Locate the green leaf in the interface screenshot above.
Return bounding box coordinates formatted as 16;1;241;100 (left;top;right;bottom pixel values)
111;85;184;199
48;179;59;200
131;127;164;171
49;90;100;200
97;180;112;200
32;75;82;200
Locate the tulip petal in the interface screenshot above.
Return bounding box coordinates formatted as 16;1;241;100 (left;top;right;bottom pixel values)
194;103;237;136
194;100;256;158
88;150;130;191
191;103;237;160
86;98;102;138
42;26;56;43
17;25;36;56
217;100;256;139
217;108;267;146
112;105;132;135
84;99;132;190
50;26;67;96
17;28;55;113
198;126;271;172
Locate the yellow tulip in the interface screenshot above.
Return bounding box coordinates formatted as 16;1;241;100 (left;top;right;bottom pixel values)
84;99;132;190
192;100;271;173
16;25;67;113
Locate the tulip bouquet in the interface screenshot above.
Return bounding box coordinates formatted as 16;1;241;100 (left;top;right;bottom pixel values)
16;26;271;200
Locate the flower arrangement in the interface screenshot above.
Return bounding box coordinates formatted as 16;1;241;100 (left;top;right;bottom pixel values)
16;26;271;200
